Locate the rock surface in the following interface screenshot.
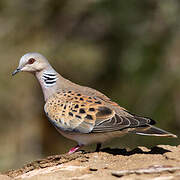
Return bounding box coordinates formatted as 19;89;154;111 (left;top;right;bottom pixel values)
3;145;180;180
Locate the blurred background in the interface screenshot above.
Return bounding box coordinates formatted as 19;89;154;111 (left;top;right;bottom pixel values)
0;0;180;171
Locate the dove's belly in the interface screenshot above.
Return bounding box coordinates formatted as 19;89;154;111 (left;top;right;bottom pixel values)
56;128;129;145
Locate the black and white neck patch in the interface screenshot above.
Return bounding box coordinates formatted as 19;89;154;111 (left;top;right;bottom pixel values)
42;72;58;87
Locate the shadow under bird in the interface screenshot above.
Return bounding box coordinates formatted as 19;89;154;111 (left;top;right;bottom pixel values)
12;53;177;154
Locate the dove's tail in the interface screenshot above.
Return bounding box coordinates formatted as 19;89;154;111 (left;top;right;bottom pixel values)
131;125;177;138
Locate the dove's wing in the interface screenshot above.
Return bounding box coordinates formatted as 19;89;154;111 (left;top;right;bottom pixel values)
44;90;154;134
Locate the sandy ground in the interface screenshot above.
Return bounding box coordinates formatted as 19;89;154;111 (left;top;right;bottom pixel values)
2;145;180;180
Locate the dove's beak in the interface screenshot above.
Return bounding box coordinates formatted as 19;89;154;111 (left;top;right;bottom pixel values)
12;68;21;76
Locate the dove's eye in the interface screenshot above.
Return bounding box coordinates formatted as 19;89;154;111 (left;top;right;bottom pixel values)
28;58;36;64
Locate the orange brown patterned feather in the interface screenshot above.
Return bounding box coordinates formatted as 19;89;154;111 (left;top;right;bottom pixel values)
44;90;113;133
44;90;155;134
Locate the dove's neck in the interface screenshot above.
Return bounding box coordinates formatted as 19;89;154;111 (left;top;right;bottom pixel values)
35;66;64;102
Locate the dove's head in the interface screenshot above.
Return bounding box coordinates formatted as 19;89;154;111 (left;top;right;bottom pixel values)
12;52;50;75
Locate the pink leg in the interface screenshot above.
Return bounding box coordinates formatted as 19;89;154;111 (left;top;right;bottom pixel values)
68;145;83;154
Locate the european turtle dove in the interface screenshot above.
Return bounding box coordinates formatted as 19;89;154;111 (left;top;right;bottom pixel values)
12;53;177;154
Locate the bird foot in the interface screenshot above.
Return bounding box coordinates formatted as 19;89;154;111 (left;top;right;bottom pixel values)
95;143;102;152
68;145;83;154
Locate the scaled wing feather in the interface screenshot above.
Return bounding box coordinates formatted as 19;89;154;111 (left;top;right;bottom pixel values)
44;90;154;134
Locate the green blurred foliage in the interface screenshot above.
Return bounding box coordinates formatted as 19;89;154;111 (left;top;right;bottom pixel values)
0;0;180;171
